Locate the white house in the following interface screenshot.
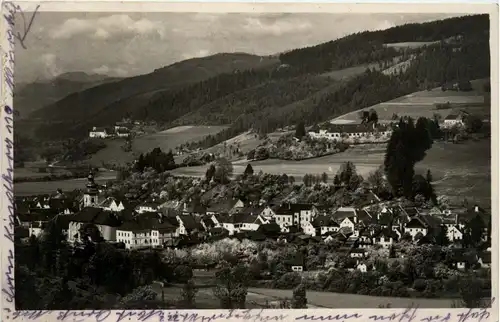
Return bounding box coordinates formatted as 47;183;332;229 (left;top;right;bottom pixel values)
442;114;464;128
356;262;368;273
136;202;160;214
446;225;463;242
404;217;429;240
100;197;126;212
373;229;397;248
89;127;109;138
308;123;392;143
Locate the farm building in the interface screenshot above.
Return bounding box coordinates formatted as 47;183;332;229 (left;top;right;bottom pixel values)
89;127;110;138
308;123;392;143
442;114;464;128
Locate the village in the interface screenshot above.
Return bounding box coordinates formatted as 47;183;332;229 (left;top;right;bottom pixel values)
15;167;491;275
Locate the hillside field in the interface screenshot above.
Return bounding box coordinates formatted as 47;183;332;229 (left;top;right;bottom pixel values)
88;125;229;166
331;79;489;124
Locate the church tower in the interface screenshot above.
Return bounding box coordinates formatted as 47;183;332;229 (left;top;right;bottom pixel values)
83;172;99;208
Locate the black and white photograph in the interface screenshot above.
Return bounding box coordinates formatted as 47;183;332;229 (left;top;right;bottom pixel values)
9;5;496;311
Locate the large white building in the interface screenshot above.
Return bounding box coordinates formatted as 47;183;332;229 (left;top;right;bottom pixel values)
89;127;109;138
308;123;392;143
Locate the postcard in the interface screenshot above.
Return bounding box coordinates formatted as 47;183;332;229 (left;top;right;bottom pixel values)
1;2;498;322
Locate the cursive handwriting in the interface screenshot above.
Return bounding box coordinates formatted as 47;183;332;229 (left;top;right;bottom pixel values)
296;312;362;320
3;1;40;50
7;307;499;322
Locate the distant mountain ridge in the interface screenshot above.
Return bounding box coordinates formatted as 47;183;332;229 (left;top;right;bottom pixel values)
15;72;121;118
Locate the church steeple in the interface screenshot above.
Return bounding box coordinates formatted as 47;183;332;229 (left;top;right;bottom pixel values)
83;171;99;207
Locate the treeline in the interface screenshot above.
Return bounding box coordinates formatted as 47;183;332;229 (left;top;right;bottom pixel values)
279;14;489;73
135;148;177;173
188;26;490;150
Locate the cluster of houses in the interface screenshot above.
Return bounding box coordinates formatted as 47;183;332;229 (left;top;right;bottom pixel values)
89;120;134;139
308;122;393;143
15;173;491;272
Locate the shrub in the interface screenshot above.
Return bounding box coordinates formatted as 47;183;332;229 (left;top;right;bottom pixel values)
276;272;302;289
413;279;427;292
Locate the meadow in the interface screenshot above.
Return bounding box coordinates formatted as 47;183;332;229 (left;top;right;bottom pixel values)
88;125;229;166
154;284;458;309
331;79;489;124
14;170;116;196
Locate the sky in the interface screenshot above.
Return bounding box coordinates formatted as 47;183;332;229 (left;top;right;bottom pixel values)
14;12;464;83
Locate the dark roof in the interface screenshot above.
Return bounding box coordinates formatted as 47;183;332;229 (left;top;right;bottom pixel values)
178;214;200;230
285;253;305;266
374;229;398;240
312;215;339;228
275;203;314;215
183;204;207;214
92;127;107;132
419;215;442;229
332;207;357;221
69;207;121;227
445;114;461;120
236;205;265;216
405;217;428;228
207;199;242;213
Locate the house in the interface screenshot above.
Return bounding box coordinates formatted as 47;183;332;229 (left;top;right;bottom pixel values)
136;202;160;214
239;214;266;232
350;248;366;258
356;262;369;273
116;129;130;138
206;198;244;215
181;203;207;217
273;206;294;232
308;123;392;143
285;254;305;272
373;229;398;248
404;216;429;240
311;215;340;236
276;203;318;229
176;214;203;236
116;214;178;249
100;197;127;212
442;114;464;128
446;225;464;242
67;207;122;243
89;127;109;138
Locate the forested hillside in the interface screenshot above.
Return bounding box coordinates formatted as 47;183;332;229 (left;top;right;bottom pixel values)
23;14;490;145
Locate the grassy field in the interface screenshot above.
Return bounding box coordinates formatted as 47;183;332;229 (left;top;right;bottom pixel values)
15;167;72;179
171;139;491;207
331;79;489;124
14;170;116;196
88;125;229;166
155;284;458;309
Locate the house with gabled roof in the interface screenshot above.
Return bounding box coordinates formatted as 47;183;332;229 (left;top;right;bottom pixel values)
206;198;244;215
443;113;464;128
100;197;127;212
311;215;340;236
176;214;203;236
404;216;429;240
67;207;122;243
89;127;109;138
373;229;398;248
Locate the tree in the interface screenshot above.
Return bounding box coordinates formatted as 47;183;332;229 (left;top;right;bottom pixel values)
333;175;341;186
205;164;216;182
291;283;308;308
459;277;485;308
243;164;254;177
436;225;450;246
119;285;160;309
179;279;198;309
213;158;233;184
464;115;483;133
247;149;255;160
295;121;306;140
426;169;433;183
213;262;249;309
321;172;329;184
337;161;357;186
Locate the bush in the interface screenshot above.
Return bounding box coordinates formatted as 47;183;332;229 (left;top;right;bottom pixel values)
413;279;427;292
173;265;193;283
276;272;302;289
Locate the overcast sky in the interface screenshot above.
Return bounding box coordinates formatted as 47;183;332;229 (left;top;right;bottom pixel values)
15;12;464;83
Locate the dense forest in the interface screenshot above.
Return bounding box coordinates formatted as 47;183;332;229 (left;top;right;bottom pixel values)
21;14;490;153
